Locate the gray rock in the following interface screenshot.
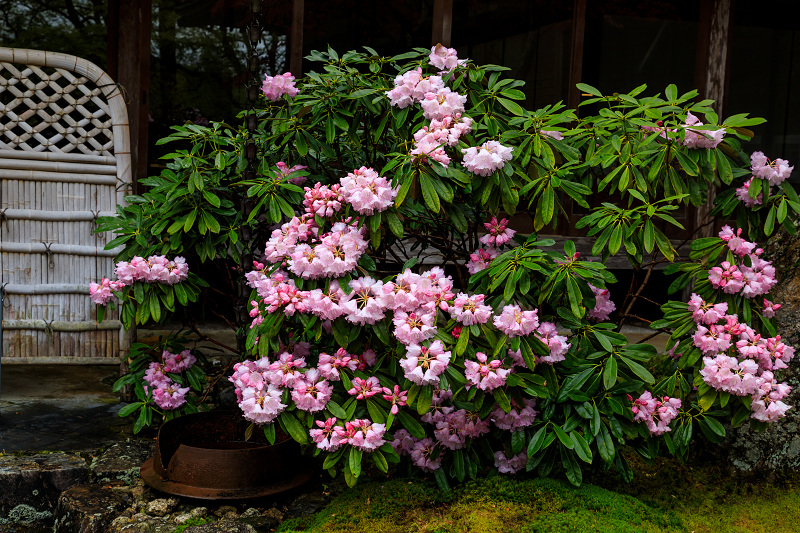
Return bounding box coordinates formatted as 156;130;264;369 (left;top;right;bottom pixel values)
0;453;87;516
286;492;328;518
213;505;238;518
184;521;257;533
145;498;178;517
52;483;129;533
174;507;208;524
91;440;154;484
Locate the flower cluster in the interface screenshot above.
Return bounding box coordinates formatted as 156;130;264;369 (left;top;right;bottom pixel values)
691;258;794;421
587;283;616;321
751;151;793;187
142;349;197;410
630;391;681;435
466;216;517;275
710;226;776;298
89;255;189;305
261;72;299;101
461;141;514;177
682;112;725;149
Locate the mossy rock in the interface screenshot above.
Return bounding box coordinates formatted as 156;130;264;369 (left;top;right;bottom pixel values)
275;476;686;533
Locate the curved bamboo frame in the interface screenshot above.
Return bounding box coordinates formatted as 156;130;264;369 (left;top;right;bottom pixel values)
0;47;133;365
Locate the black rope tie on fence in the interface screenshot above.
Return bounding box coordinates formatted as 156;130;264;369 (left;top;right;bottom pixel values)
91;209;101;233
96;82;131;104
0;283;9;307
0;207;7;224
43;242;55;269
44;318;54;338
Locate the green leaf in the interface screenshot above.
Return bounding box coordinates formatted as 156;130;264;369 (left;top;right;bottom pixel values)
385;210;404;238
603;356;618;389
527;426;548;456
570;431;593;463
397;409;425;438
278;412;308;444
618;356;655;384
419;173;441;213
493;388;512;414
118;402;142;418
497;97;524;116
326;400;347;419
576;83;602;97
553;424;574;449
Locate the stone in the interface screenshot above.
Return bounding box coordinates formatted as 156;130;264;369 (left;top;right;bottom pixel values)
174;507;208;525
52;483;129;533
239;508;260;518
213;505;238;518
0;453;88;517
90;439;155;484
184;521;257;533
285;492;328;519
145;498;178;517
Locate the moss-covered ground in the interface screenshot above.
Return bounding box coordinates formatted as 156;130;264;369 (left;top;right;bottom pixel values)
276;454;800;533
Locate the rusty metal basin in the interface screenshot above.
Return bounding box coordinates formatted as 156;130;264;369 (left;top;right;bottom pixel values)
140;411;314;499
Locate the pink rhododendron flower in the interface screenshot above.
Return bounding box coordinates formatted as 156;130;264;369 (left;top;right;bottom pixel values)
708;261;745;294
687;294;728;325
464;351;510;391
238;383;286;424
409;438;442;471
317;348;357;381
390;428;417;456
420;87;467;120
275;161;308;185
692;324;732;355
682;112;725;149
429;43;464;71
163;349;196;373
451;293;493;325
466;247;499;275
461;140;513;176
268;351;307;388
385;68;444;108
89;278;124;305
493;305;539;337
587;283;616;321
763;299;781;319
339;167;397;215
291;369;333;413
541;130;564;140
144;362;170;387
400;340;451;385
393;310;437;345
750;373;792;422
534;322;571;364
491;398;538;431
340;276;387;325
348;376;382;400
310;417;341;451
494;451;527;474
382;385;408;415
751;151;793;187
303;183;343;217
152;382;190;410
736;178;764;207
479;216;516;247
334;419;386;451
699;354;761;396
630;391;681;435
261;72;299;101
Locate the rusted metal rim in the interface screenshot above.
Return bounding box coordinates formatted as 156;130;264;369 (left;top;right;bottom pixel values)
140;410;315;499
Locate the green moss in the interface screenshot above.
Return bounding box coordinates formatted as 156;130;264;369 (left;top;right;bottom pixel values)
275;476;686;533
169;516;211;533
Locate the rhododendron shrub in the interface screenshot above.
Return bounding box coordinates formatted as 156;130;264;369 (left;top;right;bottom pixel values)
96;45;800;488
112;339;208;431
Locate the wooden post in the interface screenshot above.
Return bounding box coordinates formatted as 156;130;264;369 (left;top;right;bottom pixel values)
290;0;304;76
567;0;587;112
107;0;151;193
694;0;733;236
432;0;453;47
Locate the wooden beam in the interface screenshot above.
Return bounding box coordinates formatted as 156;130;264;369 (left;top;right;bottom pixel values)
290;0;304;76
432;0;453;47
108;0;151;194
694;0;733;237
567;0;587;112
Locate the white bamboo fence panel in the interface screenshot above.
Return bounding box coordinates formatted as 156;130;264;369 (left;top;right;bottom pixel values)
0;47;132;364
